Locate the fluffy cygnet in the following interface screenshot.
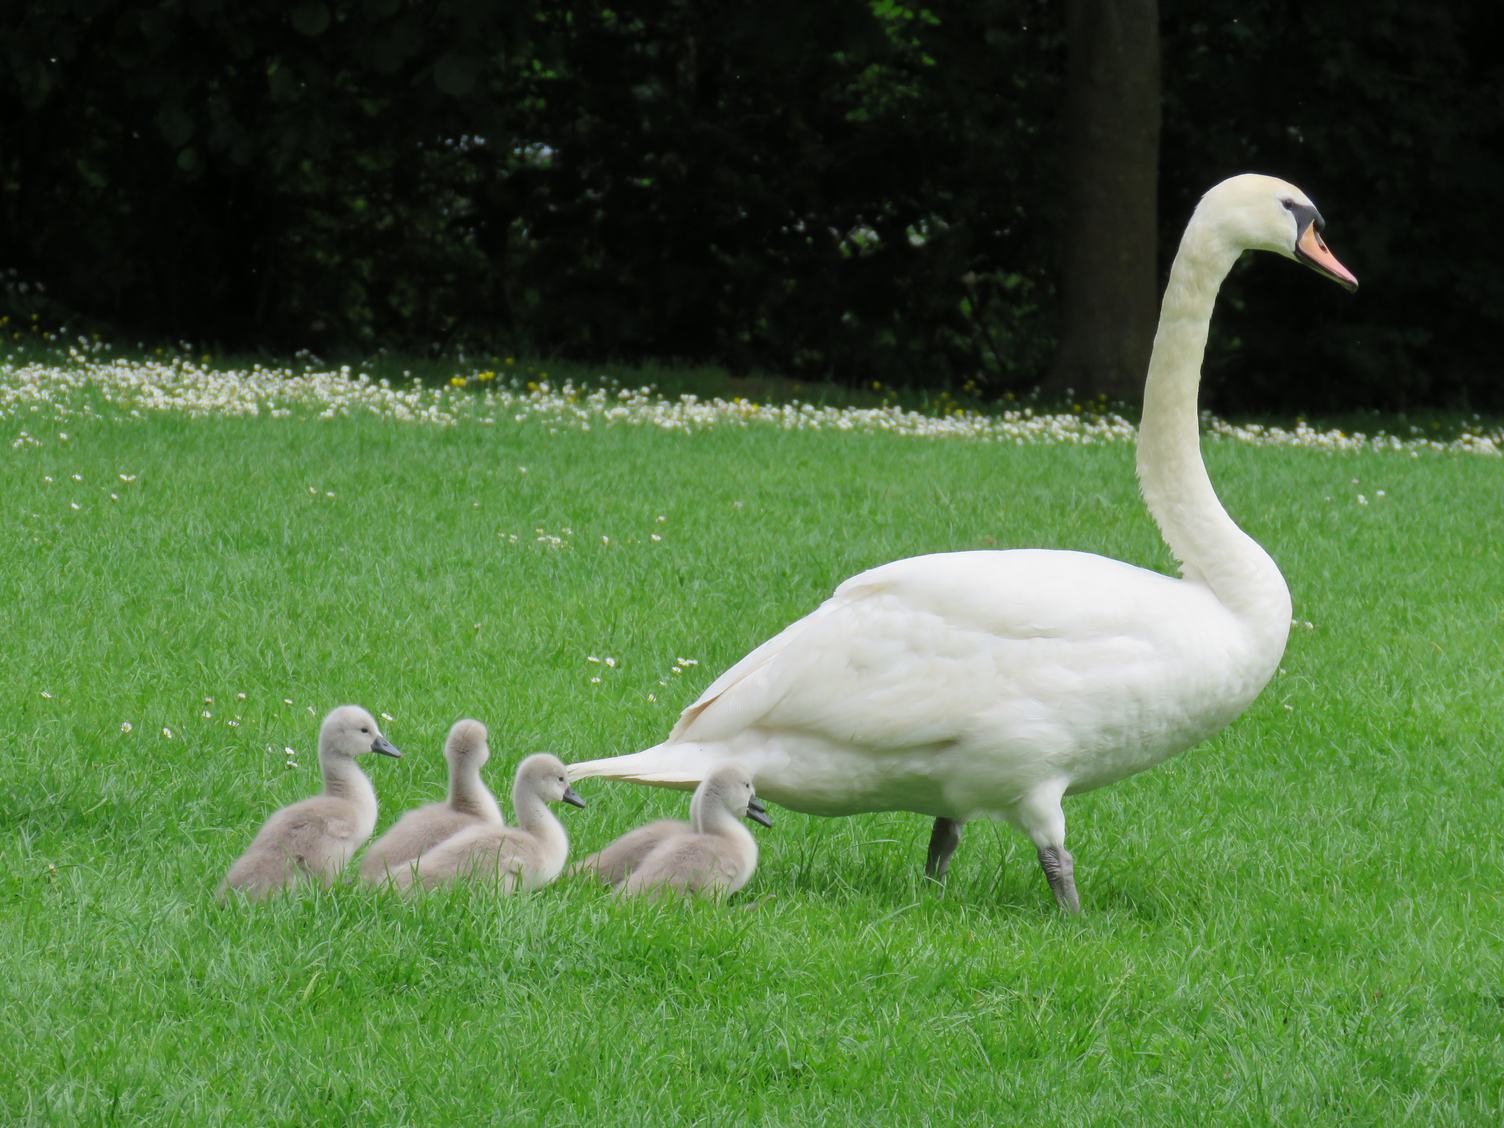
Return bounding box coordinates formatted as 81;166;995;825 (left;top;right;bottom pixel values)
394;753;585;892
219;705;401;900
359;718;503;884
573;819;688;885
618;764;771;899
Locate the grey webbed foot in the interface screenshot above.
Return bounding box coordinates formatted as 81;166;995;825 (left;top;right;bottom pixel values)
925;817;964;881
1036;845;1081;914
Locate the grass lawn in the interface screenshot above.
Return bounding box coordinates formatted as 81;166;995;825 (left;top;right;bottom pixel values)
2;350;1501;1124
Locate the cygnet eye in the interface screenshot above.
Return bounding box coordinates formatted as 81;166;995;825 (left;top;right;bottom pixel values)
360;727;370;735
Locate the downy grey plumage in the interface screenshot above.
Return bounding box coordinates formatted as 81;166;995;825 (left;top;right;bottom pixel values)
360;718;502;884
219;705;400;900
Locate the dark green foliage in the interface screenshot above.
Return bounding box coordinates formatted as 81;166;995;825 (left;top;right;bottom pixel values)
1;0;1499;408
1161;1;1504;411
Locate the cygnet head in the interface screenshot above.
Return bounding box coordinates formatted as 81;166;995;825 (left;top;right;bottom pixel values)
698;763;773;828
1196;173;1358;292
516;753;586;808
444;718;489;769
319;705;401;760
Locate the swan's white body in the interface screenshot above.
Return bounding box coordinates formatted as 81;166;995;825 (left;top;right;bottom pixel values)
568;174;1355;909
607;547;1282;819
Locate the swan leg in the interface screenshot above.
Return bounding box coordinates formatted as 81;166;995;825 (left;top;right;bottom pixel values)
1036;845;1081;915
924;818;964;881
1017;780;1081;914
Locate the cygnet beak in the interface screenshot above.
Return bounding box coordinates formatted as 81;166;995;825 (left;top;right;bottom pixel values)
746;796;773;828
370;735;402;758
562;785;587;809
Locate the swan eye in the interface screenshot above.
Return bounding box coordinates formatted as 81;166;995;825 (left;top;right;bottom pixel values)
1281;199;1296;211
360;727;370;734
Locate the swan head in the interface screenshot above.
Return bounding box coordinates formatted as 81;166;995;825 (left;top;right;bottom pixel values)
516;753;586;808
698;763;773;828
1198;173;1358;292
319;705;401;760
444;718;490;770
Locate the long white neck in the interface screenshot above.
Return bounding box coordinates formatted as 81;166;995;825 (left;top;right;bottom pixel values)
1136;215;1291;649
513;788;567;862
449;759;503;824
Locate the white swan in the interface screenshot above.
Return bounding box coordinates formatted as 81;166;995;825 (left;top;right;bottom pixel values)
359;718;503;884
219;705;401;900
567;174;1357;912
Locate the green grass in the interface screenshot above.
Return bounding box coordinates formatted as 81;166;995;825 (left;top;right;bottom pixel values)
2;381;1502;1124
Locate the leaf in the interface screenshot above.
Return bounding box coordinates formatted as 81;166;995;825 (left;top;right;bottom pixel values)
155;104;194;149
433;53;479;97
290;2;332;38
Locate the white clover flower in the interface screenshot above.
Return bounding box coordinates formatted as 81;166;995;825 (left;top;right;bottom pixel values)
120;722;133;733
162;726;173;738
3;355;1501;455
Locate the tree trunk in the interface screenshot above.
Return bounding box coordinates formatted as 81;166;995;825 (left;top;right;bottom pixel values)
1043;0;1161;403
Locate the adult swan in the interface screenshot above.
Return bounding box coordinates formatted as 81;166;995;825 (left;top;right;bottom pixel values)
569;175;1358;912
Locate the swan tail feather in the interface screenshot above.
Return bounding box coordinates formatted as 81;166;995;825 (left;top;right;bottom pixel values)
567;743;706;790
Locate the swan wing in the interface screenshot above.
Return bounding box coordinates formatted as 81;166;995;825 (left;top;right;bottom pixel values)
669;600;844;740
671;549;1225;755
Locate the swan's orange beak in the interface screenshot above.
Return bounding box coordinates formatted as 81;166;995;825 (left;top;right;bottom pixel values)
1295;221;1358;292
